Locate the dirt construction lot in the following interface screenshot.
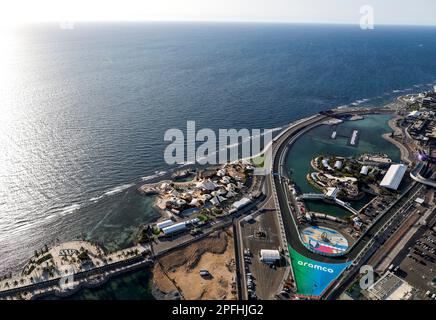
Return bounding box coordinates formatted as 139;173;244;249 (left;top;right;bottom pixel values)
153;228;237;300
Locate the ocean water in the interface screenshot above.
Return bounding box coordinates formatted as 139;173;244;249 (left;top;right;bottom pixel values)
1;22;436;275
43;269;155;300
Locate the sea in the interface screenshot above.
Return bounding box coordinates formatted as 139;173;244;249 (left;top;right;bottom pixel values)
1;22;436;282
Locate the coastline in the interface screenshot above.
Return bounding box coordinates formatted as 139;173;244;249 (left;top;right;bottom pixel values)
382;115;414;165
0;98;416;298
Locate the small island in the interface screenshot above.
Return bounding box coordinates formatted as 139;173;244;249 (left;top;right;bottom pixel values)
308;153;392;201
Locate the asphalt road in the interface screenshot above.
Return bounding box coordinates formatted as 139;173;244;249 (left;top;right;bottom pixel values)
232;107;420;299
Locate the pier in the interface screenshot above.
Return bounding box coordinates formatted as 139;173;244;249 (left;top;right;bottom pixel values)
347;129;360;147
328;127;360;147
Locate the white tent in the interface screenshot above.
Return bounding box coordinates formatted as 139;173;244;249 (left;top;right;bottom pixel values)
380;164;407;190
156;219;174;230
210;196;220;206
232;198;251;210
360;166;369;175
260;249;281;264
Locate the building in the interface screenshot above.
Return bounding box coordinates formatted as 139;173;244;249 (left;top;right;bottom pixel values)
186;218;200;225
210;195;227;206
210;196;221;206
216;169;226;177
322;159;333;170
367;272;413;300
196;180;217;191
232;197;252;210
156;219;174;230
414;197;425;205
259;249;281;264
162;222;188;235
334;160;343;170
325;187;339;199
410;120;427;135
360;166;369;175
407;110;421;119
428;128;436;141
162;218;200;236
380;164;408;190
422;97;432;108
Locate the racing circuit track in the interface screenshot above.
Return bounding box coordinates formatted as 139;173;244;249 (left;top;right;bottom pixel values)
270;108;422;265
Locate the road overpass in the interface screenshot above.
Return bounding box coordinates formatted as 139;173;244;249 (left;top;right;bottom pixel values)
410;162;436;188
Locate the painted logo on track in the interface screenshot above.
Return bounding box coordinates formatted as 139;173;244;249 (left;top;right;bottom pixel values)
297;260;334;273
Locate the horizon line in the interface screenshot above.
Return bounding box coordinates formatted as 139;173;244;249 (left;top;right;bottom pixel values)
5;19;436;29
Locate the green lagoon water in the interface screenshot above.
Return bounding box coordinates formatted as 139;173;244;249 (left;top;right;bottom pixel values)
44;114;400;300
286;114;400;217
46;114;400;300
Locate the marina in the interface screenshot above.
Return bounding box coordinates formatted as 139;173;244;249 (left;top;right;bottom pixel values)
286;114;401;217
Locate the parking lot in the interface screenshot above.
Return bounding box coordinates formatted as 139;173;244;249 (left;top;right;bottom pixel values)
395;227;436;299
385;187;436;301
239;209;286;300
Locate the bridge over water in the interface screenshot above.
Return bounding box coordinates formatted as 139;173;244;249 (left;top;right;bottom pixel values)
297;193;359;216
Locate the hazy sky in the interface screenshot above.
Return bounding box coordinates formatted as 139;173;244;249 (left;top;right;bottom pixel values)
1;0;436;26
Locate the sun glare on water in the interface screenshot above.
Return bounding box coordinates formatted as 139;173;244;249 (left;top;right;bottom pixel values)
0;27;25;203
0;27;22;116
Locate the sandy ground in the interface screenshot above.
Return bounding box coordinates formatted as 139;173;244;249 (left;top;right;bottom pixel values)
152;228;237;300
382;116;414;164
